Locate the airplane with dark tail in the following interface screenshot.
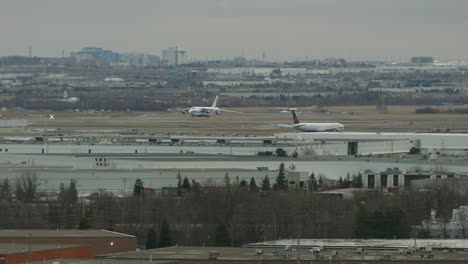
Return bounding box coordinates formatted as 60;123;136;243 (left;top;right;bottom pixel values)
278;110;344;132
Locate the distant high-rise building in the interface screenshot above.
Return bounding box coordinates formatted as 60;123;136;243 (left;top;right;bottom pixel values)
411;56;434;64
147;55;160;66
162;46;187;66
177;49;187;65
119;53;160;67
70;47;119;65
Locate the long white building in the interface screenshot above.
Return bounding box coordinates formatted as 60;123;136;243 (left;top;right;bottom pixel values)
276;132;468;155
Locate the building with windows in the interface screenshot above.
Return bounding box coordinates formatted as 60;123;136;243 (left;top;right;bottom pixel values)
0;230;136;255
162;46;187;66
362;168;459;192
119;53;160;67
70;47;120;65
411;56;434;64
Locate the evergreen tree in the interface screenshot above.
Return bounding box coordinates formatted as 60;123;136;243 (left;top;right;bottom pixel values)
345;172;351;188
291;150;299;158
275;148;288;157
176;172;182;196
249;177;258;192
354;203;371;238
159;218;172;247
239;179;248;189
182;176;191;192
386;208;409;239
223;172;231;191
307;173;317;192
318;174;325;189
146;228;158;249
214;223;231;246
260;175;271;192
372;210;386;237
338;177;344;189
58;179;78;205
67;179;78;204
133;178;144;197
274;162;288;191
233;176;240;190
352;173;363;188
78;217;92;230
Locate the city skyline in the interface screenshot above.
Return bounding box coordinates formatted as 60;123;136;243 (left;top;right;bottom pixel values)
1;0;468;61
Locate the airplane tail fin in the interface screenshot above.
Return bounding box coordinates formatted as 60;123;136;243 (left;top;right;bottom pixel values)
292;110;300;124
211;95;219;108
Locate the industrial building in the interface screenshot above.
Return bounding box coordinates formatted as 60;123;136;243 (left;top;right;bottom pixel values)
248;238;468;254
0;230;136;255
0;243;92;264
0;132;414;156
411;177;468;195
276;132;468;156
362;169;466;192
2;131;468;159
412;207;468;239
97;245;468;263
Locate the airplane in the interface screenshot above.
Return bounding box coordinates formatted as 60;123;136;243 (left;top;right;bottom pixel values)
277;107;298;114
279;110;344;132
58;90;79;103
174;95;240;117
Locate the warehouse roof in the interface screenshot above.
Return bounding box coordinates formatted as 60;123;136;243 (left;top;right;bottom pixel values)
0;243;83;254
0;229;134;238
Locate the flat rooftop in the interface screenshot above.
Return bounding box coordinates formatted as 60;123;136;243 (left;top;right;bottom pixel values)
100;245;468;261
33;260;175;264
248;238;468;250
0;229;134;238
0;243;82;255
101;246;287;261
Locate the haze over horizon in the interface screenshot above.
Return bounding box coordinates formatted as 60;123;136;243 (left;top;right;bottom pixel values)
1;0;468;61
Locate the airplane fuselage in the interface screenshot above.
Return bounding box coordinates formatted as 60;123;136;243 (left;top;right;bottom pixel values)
292;122;344;132
188;107;220;117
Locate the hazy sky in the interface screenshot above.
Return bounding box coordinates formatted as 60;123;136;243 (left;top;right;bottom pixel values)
1;0;468;61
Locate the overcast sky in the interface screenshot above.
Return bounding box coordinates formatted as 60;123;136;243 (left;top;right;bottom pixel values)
1;0;467;61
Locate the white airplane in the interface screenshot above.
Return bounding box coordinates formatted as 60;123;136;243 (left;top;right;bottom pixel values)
277;107;298;113
58;90;79;103
176;96;240;117
279;110;344;132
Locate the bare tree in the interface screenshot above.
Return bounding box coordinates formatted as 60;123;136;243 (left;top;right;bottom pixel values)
15;171;40;203
0;178;13;201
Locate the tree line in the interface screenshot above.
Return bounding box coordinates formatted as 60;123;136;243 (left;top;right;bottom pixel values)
1;168;467;248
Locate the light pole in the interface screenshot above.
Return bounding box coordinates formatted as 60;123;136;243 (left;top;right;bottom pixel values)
122;178;127;224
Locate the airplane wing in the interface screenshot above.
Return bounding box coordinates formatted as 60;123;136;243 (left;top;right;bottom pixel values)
168;108;190;113
276;107;298;111
217;108;243;113
274;124;293;129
